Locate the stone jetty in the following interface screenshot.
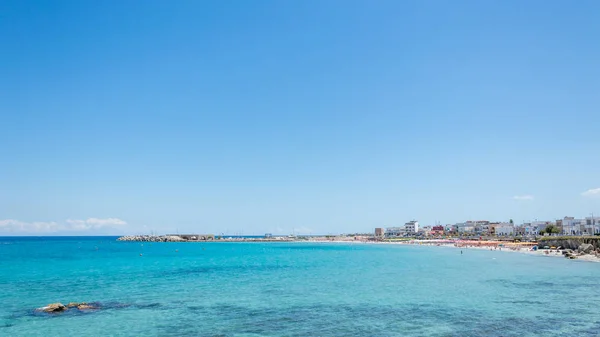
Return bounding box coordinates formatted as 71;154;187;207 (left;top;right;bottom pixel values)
117;235;190;242
116;234;295;242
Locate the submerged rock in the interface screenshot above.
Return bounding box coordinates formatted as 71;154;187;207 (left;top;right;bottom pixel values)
66;302;86;308
37;301;100;313
76;304;97;310
38;303;67;313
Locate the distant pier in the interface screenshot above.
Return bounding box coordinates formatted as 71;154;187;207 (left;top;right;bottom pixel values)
116;234;294;242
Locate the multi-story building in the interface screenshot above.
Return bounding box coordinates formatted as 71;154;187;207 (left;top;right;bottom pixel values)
457;223;475;234
514;225;526;236
585;216;600;235
445;224;458;234
524;223;538;236
489;222;499;236
374;228;384;237
531;221;552;232
473;221;490;235
404;220;419;234
555;219;563;233
419;226;432;236
561;217;585;235
431;225;444;236
385;227;405;237
496;223;514;236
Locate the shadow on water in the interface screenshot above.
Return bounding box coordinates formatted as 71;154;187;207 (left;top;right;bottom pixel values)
484;278;592;292
487;279;560;288
159;264;293;277
7;301;600;336
156;303;570;337
154;301;600;337
271;245;363;251
494;299;545;305
7;301;165;327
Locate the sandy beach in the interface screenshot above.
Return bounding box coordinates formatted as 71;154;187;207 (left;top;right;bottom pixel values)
304;238;600;263
375;239;600;263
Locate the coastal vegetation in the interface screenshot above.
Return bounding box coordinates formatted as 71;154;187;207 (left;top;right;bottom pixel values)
537;225;561;235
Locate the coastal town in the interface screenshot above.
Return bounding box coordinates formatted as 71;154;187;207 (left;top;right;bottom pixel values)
117;214;599;243
115;214;600;262
376;215;600;239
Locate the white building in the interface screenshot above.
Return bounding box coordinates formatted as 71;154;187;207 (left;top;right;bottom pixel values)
471;221;489;234
404;220;419;234
419;226;432;236
585;216;600;235
478;221;492;235
385;227;405;237
514;225;526;236
562;217;585;235
531;221;552;232
524;224;538;236
457;223;475;234
496;224;515;236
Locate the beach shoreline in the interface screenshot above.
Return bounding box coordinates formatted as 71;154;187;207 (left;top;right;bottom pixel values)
115;235;600;263
301;238;600;263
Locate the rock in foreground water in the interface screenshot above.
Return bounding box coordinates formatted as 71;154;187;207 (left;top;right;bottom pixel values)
39;303;67;313
66;302;85;308
37;302;100;313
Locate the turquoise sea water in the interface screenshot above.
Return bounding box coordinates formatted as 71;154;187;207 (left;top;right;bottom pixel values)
1;237;600;336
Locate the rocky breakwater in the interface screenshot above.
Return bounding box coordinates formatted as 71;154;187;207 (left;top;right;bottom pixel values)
540;237;600;250
117;235;186;242
560;243;600;260
538;237;600;260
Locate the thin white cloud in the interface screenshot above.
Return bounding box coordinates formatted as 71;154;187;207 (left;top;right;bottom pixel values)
86;218;127;226
0;219;63;232
513;195;534;201
66;218;127;230
582;188;600;197
0;218;127;233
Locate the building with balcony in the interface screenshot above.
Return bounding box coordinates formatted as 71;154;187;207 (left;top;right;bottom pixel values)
404;220;419;234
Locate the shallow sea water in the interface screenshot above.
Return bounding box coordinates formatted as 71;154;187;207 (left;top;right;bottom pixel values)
1;237;600;336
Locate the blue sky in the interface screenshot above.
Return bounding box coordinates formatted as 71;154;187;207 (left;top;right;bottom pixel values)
1;0;599;235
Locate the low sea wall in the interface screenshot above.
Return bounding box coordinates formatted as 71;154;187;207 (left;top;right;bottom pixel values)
116;235;295;242
117;235;190;242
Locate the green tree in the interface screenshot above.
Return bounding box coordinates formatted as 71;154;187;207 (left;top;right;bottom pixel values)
542;224;560;235
509;219;514;224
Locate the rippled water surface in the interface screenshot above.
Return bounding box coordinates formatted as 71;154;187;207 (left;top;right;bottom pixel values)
1;237;600;336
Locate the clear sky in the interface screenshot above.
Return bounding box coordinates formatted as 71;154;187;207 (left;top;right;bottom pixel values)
1;0;599;235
